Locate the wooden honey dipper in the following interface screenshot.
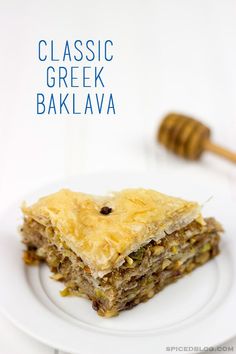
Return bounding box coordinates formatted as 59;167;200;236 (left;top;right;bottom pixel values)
158;113;236;163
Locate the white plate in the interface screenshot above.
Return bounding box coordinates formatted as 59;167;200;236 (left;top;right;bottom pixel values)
0;171;236;354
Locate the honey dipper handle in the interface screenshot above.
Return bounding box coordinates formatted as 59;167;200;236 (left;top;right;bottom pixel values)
203;139;236;163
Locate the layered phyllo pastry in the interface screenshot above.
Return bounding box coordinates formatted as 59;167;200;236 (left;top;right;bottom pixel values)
21;188;222;317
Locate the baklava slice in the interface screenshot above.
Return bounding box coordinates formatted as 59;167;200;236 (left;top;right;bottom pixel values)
21;188;222;317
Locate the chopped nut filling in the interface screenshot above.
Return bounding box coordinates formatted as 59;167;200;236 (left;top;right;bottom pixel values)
21;217;222;317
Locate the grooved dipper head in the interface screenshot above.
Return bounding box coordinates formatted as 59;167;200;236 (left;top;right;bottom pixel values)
157;113;211;160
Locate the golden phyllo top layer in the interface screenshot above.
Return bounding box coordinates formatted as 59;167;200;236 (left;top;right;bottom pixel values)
22;188;201;277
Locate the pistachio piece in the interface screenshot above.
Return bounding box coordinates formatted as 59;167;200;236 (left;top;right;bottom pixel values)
51;273;64;280
125;256;134;265
153;245;164;256
186;263;195;272
147;289;155;298
95;288;106;299
196;251;210;264
60;287;70;297
162;259;171;270
174;260;183;269
190;237;196;244
171;246;178;254
130;247;145;262
200;243;211;253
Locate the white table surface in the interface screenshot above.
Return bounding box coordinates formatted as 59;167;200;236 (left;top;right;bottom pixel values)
0;0;236;353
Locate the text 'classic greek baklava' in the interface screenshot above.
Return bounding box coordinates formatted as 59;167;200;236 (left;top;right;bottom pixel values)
21;188;222;317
